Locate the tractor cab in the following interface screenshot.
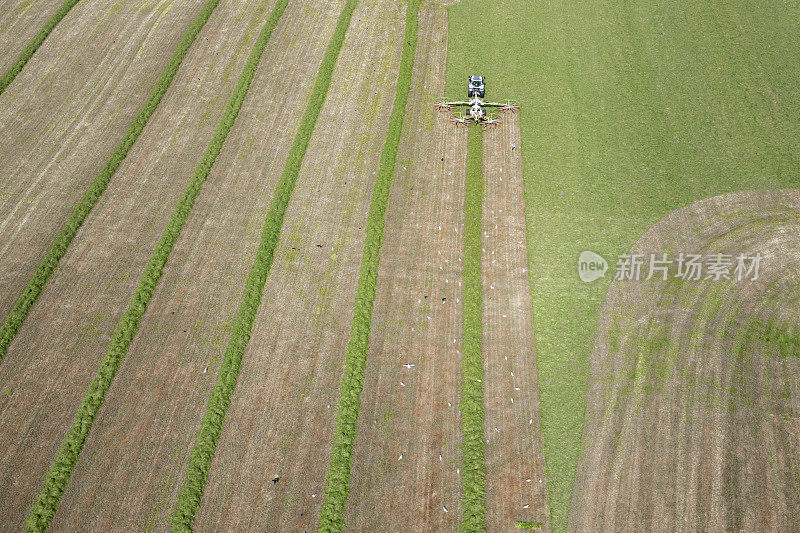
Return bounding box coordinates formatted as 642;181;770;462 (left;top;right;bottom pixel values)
467;75;485;98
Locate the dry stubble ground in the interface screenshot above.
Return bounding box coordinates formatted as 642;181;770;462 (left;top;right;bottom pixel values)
0;0;224;528
194;0;405;530
571;190;800;532
0;0;207;319
482;115;550;531
344;4;467;530
0;0;63;74
40;0;345;530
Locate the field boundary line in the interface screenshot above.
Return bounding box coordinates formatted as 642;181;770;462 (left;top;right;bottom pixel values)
316;0;422;530
0;0;81;96
0;0;226;364
169;1;360;530
461;123;486;531
20;0;291;529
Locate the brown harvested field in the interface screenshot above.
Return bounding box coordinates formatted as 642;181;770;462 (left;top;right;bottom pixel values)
194;0;406;530
0;0;282;527
344;4;468;530
0;0;63;73
481;116;550;531
0;0;207;319
46;0;343;530
571;190;800;531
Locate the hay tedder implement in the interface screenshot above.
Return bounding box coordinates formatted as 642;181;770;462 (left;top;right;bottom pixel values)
436;75;518;128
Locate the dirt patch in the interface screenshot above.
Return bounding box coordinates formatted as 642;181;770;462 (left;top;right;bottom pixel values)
343;5;468;530
192;0;406;530
571;189;800;531
482;115;550;531
0;0;207;320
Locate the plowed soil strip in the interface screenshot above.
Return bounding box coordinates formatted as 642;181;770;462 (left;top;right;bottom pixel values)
49;1;337;530
482;115;550;531
0;0;64;75
0;0;80;95
17;1;290;530
0;0;221;361
318;0;421;529
343;5;467;530
170;1;364;529
190;0;404;530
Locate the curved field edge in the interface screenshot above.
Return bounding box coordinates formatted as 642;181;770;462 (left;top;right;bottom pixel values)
0;0;81;96
169;1;360;530
21;0;290;529
316;0;421;530
444;1;800;529
570;189;800;530
0;0;225;364
460;123;486;531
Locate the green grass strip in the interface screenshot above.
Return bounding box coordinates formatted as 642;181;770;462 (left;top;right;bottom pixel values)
460;123;486;532
170;1;359;530
316;1;421;530
21;0;290;530
0;0;225;364
0;0;81;96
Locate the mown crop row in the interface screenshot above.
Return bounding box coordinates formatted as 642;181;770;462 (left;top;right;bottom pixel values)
0;0;81;96
0;0;225;365
21;0;291;529
460;123;487;532
169;1;360;530
316;0;421;530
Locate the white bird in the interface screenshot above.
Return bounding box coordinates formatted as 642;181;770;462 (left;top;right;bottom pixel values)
400;381;406;386
526;478;532;483
398;454;403;460
403;364;415;368
523;504;529;509
443;506;448;513
203;367;207;374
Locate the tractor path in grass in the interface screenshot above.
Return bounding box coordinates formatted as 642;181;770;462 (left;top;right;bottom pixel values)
0;0;283;527
571;190;800;531
342;4;468;530
482;115;550;531
192;0;405;530
0;0;207;320
47;1;339;529
0;0;64;74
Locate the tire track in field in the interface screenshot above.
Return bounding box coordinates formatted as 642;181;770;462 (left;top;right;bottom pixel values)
343;6;467;530
0;0;283;528
186;0;405;530
0;0;64;75
0;0;213;358
48;1;341;530
481;115;550;531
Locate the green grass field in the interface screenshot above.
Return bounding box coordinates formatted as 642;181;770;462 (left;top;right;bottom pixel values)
446;1;800;529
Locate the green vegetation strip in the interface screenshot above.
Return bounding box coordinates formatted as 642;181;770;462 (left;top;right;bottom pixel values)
317;1;420;531
0;0;81;96
460;123;486;532
170;1;359;530
22;1;290;530
0;0;224;364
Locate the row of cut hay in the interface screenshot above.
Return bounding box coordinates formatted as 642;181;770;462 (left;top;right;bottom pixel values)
0;0;81;96
316;0;422;530
169;1;360;530
21;0;290;530
460;123;487;532
0;0;226;364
